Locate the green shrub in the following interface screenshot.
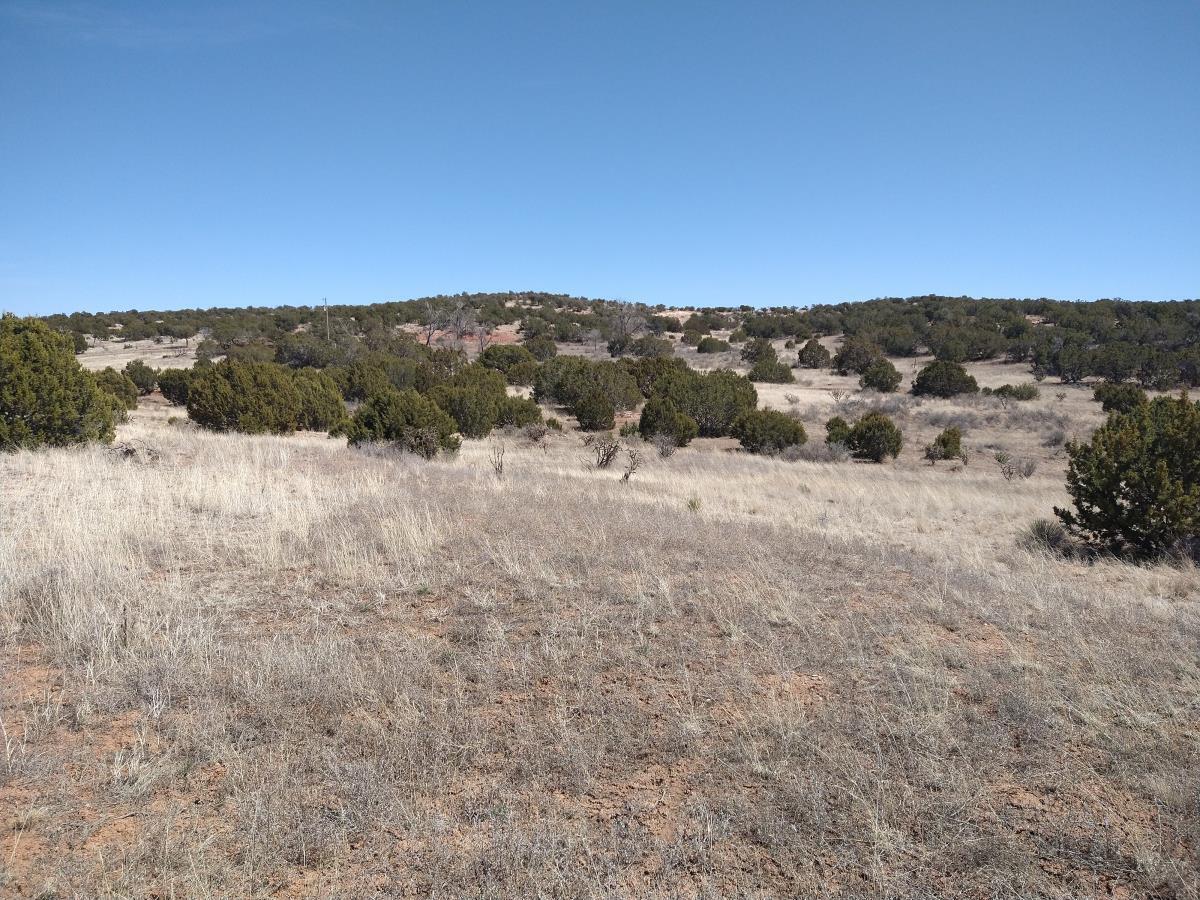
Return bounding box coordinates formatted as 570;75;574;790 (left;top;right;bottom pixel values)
832;336;883;375
824;416;851;446
123;359;158;395
339;388;460;455
506;360;539;386
696;335;730;354
638;396;699;447
651;368;757;437
293;368;347;431
859;359;902;393
911;360;979;397
156;368;194;406
546;417;563;431
186;360;302;434
748;356;795;383
573;390;616;431
94;367;139;411
0;315;117;450
628;335;674;358
619;421;640;437
828;412;903;461
681;330;704;346
740;338;775;365
479;344;537;381
924;426;964;463
496;396;543;429
1055;393;1200;559
797;338;831;369
992;382;1040;401
429;385;500;438
523;335;558;361
534;357;641;413
731;409;807;455
1092;381;1147;414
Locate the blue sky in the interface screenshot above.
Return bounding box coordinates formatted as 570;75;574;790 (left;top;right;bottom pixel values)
1;1;1197;316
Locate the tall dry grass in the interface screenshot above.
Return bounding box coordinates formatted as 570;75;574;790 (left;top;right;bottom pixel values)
1;414;1197;897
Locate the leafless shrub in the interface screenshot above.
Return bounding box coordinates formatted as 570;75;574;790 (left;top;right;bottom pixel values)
995;451;1037;480
621;446;643;481
1042;427;1067;448
489;443;505;476
784;393;800;405
582;434;621;469
651;432;677;458
107;440;160;463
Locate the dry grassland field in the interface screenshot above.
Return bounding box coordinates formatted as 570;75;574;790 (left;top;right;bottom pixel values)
2;351;1199;898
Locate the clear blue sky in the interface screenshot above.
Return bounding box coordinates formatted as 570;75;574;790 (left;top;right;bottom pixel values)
2;1;1197;316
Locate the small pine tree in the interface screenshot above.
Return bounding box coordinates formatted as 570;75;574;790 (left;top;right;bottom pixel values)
638;396;699;447
1055;393;1200;559
732;409;807;455
574;390;616;431
293;368;347;431
825;416;851;446
123;359;158;395
1;315;117;450
848;412;903;462
859;359;902;393
924;426;963;463
339;388;460;454
797;338;831;369
911;361;979;397
186;359;302;434
748;356;795;383
1092;381;1147;414
94;367;139;411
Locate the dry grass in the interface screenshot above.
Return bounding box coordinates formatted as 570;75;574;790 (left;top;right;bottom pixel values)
1;393;1198;897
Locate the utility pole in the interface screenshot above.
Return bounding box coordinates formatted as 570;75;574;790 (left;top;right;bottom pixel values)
323;297;330;343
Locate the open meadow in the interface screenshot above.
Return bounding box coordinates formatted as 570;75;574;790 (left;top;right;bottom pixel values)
2;364;1198;897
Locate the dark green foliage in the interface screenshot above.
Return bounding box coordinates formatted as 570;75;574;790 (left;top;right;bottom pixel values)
696;336;731;354
824;416;851;446
1093;381;1147;414
847;412;903;462
0;315;117;450
832;336;883;375
339;388;460;455
156;368;195;406
292;368;347;431
274;332;339;369
740;338;775;365
748;356;795;383
638;396;699;447
628;335;674;358
681;330;703;346
431;386;498;437
534;357;642;414
990;383;1040;401
186;360;302;434
70;332;88;353
496;396;543;429
546;417;563;431
797;338;831;369
123;359;158;395
522;335;558;361
731;409;806;455
94;367;139;411
622;356;689;398
651;369;758;437
574;390;616;431
827;412;902;461
859;359;901;393
1055;393;1200;560
911;360;979;397
223;341;276;364
925;426;964;462
506;360;539;387
479;344;537;381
